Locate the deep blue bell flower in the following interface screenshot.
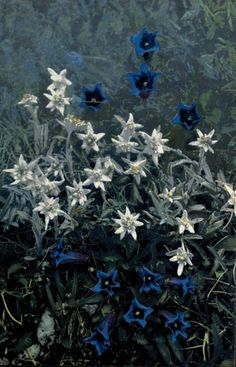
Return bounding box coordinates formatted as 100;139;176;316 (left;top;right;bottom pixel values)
83;316;113;356
93;269;120;297
138;266;162;293
123;297;153;328
130;28;160;59
127;63;160;99
80;83;109;112
52;237;88;267
164;311;190;342
172;102;201;130
169;276;196;296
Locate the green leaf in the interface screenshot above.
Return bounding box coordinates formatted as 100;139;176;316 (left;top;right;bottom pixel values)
210;323;223;364
7;263;24;278
155;337;172;365
167;335;184;363
215;236;236;251
79;293;103;306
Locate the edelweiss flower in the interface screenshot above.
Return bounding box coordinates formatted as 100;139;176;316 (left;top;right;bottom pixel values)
113;206;144;240
176;210;195;234
123;158;147;185
44;89;70;115
102;156;123;177
222;183;236;216
76;122;105;153
45;155;64;178
33;195;68;230
18;94;38;108
66;180;91;207
57;115;87;135
47;68;72;92
166;242;193;276
83;159;111;191
141;127;169;166
159;187;182;203
111;135;139;154
189;129;218;154
3;154;38;186
25;174;61;197
114;113;143;138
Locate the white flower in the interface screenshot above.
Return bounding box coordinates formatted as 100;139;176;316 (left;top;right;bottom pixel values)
159;187;182;203
176;210;195;234
33;195;68;230
45;155;64;178
123;158;147;185
66;180;91;207
18;94;38;108
44;89;70;115
37;310;55;346
47;68;72;92
114;113;143;138
189;129;218;154
83;159;111;191
111;135;139;154
24;344;41;360
222;183;236;216
113;206;144;240
101;156;123;177
57;115;87;135
76;122;105;153
166;242;193;276
141;127;169;166
25;174;61;197
3;154;38;186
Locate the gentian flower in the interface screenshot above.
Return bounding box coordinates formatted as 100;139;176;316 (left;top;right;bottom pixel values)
138;266;162;293
127;63;160;99
172;102;201;130
169;276;196;296
130;28;160;59
163;311;190;342
80;83;109;112
83;315;114;356
52;237;88;267
123;298;153;328
93;269;120;297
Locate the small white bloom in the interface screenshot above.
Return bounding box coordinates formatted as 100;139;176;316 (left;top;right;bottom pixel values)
76;122;105;153
83;159;111;191
113;206;144;240
24;344;41;360
141;127;169;166
222;183;236;216
123;158;147;185
159;187;182;203
18;94;38;108
26;174;61;197
111;135;139;154
3;154;38;186
33;195;68;230
166;242;193;276
101;156;123;177
189;129;218;154
45;155;64;178
57;115;87;135
37;310;55;346
47;68;72;92
66;180;91;207
44;89;70;115
114;113;143;138
176;210;195;234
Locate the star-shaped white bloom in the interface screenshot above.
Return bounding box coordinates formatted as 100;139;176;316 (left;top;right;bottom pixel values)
47;68;72;92
222;183;236;217
141;127;169;166
45;155;64;178
159;187;182;203
123;158;147;185
33;195;68;230
166;242;193;276
176;210;195;234
76;122;105;153
18;94;38;108
111;135;139;154
113;206;144;240
101;156;123;177
114;113;143;138
3;154;39;186
44;90;70;115
66;180;91;207
189;129;218;154
83;159;111;191
25;174;61;197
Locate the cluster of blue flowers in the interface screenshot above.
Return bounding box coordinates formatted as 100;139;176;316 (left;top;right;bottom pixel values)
78;28;201;130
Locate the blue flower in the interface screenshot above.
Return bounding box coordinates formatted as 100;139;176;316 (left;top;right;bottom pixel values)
130;28;160;59
80;83;109;112
127;63;160;99
172;102;201;130
52;237;88;267
169;276;196;296
164;312;190;342
93;269;120;297
83;317;111;356
138;266;162;293
123;298;154;328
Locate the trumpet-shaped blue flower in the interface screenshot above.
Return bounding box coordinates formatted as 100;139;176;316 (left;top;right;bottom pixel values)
80;83;109;112
172;102;201;130
130;28;160;59
138;266;162;293
127;63;160;99
52;237;88;267
93;269;120;297
123;298;154;328
164;311;190;342
169;276;196;296
83;317;111;356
